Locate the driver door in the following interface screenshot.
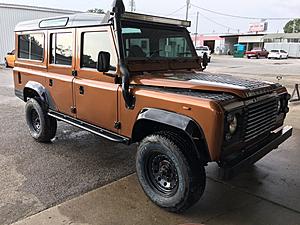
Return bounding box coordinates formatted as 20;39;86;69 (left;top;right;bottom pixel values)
73;26;120;132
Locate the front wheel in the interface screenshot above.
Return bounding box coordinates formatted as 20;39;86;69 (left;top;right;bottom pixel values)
25;98;57;142
136;132;206;212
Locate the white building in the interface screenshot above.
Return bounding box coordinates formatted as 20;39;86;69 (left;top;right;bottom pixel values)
0;4;80;64
264;33;300;58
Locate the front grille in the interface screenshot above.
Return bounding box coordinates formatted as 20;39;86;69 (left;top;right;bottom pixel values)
244;97;278;143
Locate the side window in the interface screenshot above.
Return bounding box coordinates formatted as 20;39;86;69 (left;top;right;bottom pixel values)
81;31;117;69
159;37;192;58
50;33;73;66
18;33;44;61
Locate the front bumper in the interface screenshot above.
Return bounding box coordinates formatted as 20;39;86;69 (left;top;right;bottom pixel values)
219;126;293;180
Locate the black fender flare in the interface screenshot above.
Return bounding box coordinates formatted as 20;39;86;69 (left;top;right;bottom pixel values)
23;81;56;110
132;108;211;162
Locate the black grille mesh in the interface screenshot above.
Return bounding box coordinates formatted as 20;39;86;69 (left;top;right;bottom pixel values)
244;97;278;143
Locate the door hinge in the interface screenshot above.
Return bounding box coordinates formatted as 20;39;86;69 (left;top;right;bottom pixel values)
114;121;121;129
70;106;77;114
72;70;78;77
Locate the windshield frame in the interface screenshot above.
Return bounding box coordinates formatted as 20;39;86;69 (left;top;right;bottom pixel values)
120;19;198;62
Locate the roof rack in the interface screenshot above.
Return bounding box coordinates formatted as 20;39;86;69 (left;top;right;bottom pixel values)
122;12;191;27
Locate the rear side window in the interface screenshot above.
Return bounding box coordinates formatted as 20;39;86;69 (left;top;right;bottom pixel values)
81;31;117;69
18;33;44;61
50;33;73;66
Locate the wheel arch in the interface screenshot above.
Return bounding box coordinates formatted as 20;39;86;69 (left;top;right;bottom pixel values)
23;81;56;110
131;108;211;163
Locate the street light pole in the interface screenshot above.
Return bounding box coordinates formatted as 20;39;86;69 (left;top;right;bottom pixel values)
129;0;136;12
186;0;190;21
194;11;199;46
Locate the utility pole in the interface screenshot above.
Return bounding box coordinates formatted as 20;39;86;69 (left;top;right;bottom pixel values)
194;12;199;46
129;0;136;12
185;0;190;21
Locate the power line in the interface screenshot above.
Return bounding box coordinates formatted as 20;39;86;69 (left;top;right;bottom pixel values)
191;3;294;21
166;5;186;16
197;11;240;32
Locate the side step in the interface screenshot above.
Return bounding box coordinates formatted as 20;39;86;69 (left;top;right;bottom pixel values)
219;126;293;180
48;110;129;144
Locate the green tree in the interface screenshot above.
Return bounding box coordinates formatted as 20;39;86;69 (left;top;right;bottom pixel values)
87;8;105;14
283;19;300;33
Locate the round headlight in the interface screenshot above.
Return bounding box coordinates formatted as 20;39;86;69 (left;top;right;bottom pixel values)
227;114;238;135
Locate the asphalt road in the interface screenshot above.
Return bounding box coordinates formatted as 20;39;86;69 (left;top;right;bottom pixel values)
0;68;136;225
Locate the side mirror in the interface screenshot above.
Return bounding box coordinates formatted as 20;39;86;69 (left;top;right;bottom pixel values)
97;51;111;72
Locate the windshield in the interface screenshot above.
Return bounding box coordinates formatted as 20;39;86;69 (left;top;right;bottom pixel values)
121;21;196;61
271;50;279;53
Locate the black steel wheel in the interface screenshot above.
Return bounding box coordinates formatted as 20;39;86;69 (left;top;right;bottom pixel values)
146;152;179;197
30;108;41;132
136;132;206;212
25;98;57;142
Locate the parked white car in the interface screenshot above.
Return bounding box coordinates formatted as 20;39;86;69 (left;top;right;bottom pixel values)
268;50;289;59
196;46;211;62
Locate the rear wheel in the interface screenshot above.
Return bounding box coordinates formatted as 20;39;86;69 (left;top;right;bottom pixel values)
25;98;57;142
136;132;206;212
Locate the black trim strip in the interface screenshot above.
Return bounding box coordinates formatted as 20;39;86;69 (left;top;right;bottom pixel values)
48;110;129;144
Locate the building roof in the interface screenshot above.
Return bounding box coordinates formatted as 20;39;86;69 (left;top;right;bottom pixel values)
0;3;81;14
263;33;300;39
219;33;265;38
15;13;110;31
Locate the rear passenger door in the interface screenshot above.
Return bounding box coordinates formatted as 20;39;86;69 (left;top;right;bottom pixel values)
73;26;119;132
47;29;76;116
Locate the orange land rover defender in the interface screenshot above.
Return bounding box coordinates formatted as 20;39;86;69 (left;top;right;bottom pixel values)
13;0;292;212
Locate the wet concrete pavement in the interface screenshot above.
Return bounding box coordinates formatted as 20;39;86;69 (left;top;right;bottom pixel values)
0;68;136;225
1;56;300;224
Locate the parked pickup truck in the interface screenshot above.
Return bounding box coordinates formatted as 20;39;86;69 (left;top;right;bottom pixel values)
245;48;269;59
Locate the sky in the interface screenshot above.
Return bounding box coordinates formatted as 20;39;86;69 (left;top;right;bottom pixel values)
3;0;300;34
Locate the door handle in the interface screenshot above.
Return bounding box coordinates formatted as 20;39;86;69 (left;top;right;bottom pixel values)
49;79;53;87
79;86;84;95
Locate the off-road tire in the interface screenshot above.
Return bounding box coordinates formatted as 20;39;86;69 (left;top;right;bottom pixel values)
25;98;57;142
136;131;206;213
